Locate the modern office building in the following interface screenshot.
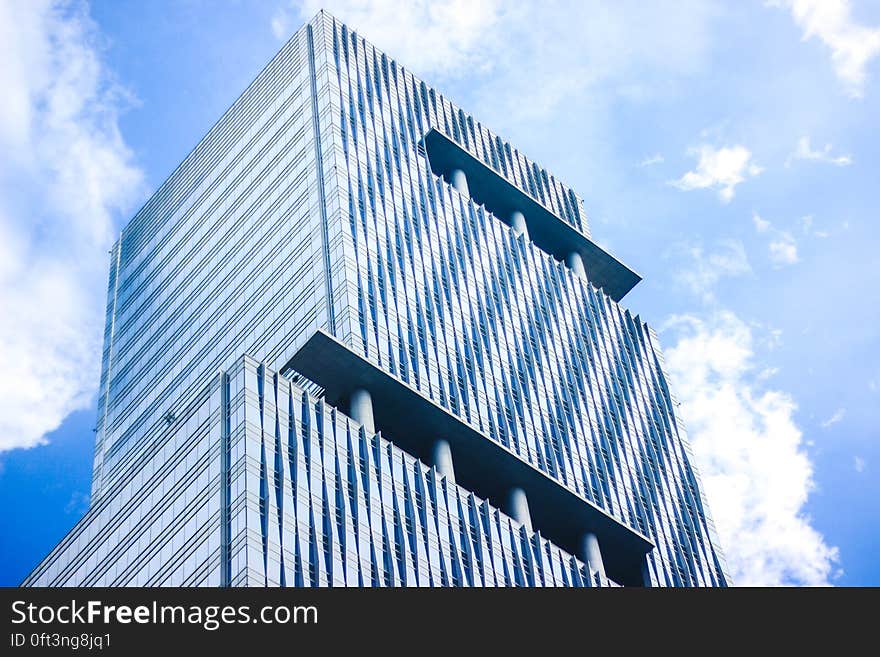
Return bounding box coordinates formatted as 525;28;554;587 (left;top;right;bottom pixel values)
25;11;729;587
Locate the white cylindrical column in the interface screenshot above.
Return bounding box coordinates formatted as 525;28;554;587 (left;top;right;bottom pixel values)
450;168;470;197
349;388;375;435
510;210;529;239
565;250;586;278
582;532;606;579
505;486;533;532
641;558;652;587
431;438;456;484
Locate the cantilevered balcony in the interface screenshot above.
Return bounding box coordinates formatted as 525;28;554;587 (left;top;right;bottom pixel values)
421;128;641;302
286;329;655;586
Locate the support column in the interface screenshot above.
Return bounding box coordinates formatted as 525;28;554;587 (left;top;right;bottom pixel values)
349;388;375;435
505;486;533;532
582;532;606;580
431;438;456;484
510;210;529;240
565;250;586;278
450;168;470;197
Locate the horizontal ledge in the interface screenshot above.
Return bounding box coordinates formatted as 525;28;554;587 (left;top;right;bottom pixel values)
421;128;642;302
285;329;654;586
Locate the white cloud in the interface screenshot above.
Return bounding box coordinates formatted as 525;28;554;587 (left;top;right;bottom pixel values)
758;366;779;380
290;0;503;79
0;0;143;451
270;12;290;40
775;0;880;98
821;408;846;428
65;489;90;515
768;238;799;265
671;240;751;302
663;311;839;586
287;0;717;130
753;213;799;266
786;136;853;167
638;153;665;167
753;213;772;233
853;456;866;473
672;145;762;203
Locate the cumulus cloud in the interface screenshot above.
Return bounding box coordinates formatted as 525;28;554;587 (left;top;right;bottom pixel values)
671;145;762;202
283;0;717;128
753;213;799;266
821;408;846;428
774;0;880;98
671;240;751;302
285;0;502;78
757;366;779;380
786;136;853;167
0;0;143;451
270;12;290;40
663;311;839;585
853;456;866;473
753;215;771;236
768;238;799;266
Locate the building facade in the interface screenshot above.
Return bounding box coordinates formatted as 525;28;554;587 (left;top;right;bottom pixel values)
25;11;729;587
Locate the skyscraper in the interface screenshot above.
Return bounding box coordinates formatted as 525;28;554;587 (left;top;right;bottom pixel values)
25;11;729;587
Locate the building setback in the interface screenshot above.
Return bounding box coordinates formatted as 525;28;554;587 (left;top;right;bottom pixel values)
25;11;729;587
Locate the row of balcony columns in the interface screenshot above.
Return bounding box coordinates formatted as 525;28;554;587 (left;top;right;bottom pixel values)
347;386;608;581
449;168;586;281
443;168;603;578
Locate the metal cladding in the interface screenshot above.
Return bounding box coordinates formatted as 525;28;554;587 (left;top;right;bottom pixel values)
25;11;729;588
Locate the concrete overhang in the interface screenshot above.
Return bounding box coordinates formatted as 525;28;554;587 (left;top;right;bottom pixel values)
286;329;654;586
421;128;641;302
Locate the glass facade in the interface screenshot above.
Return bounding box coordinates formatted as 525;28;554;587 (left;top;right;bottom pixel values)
24;11;729;587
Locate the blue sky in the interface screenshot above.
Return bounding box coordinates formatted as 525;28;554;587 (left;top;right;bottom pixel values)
0;0;877;586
